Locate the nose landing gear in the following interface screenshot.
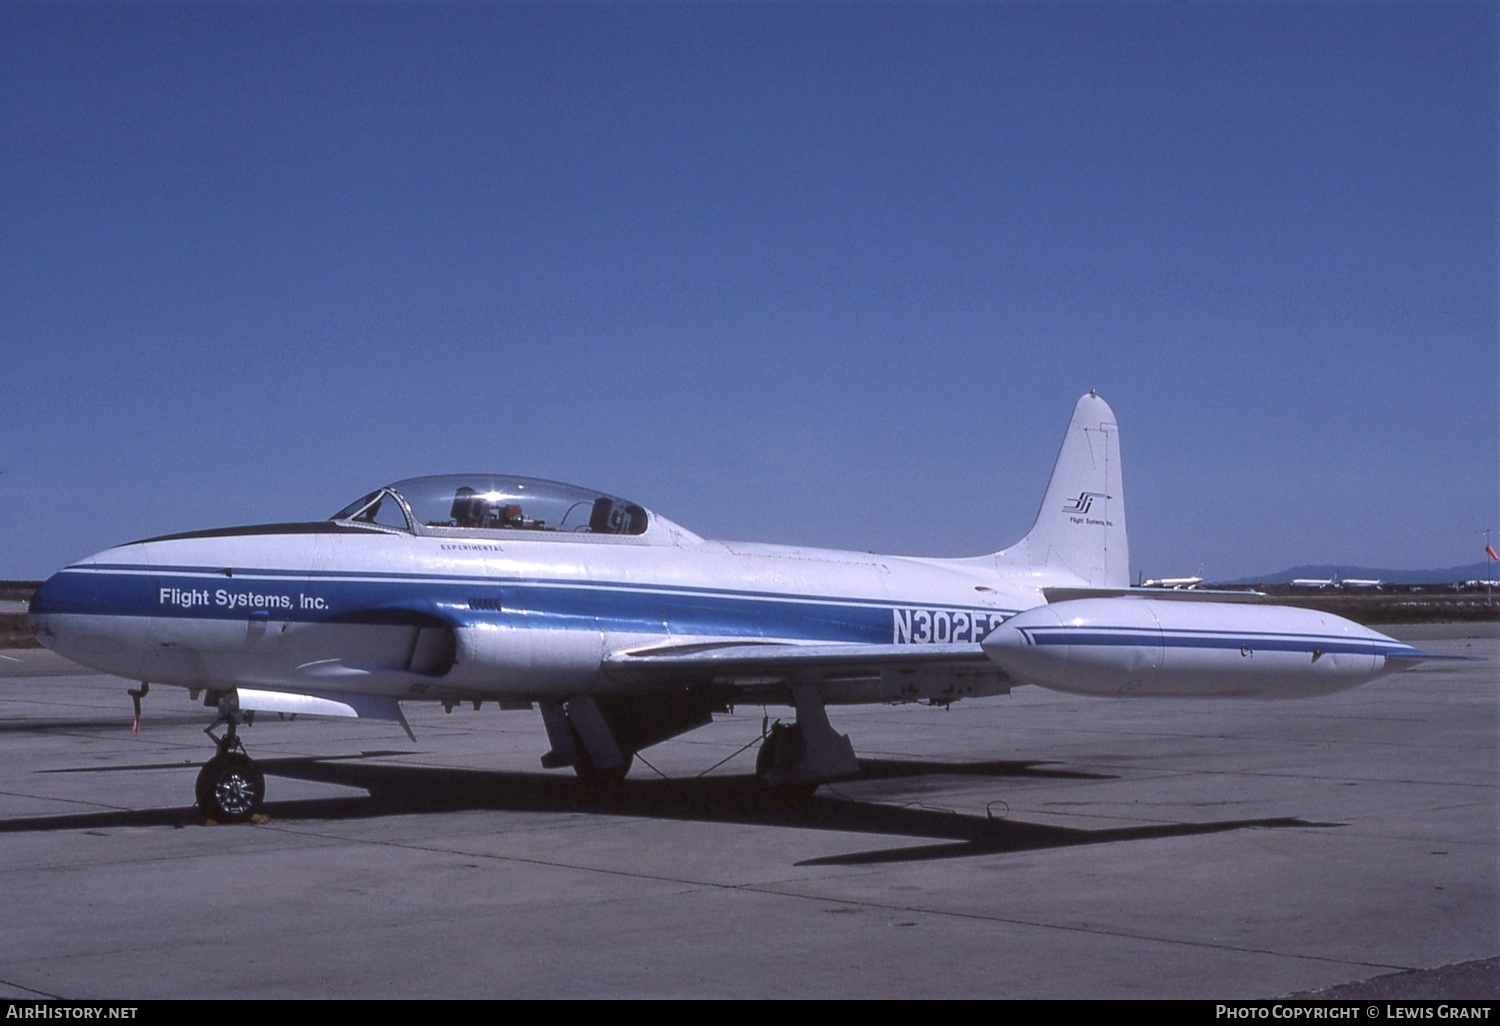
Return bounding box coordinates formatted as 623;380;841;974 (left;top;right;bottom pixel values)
197;693;265;823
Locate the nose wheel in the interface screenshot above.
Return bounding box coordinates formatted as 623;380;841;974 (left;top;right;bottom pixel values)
197;694;265;822
195;750;265;822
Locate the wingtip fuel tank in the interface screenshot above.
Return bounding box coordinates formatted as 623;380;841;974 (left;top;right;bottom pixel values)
981;597;1426;699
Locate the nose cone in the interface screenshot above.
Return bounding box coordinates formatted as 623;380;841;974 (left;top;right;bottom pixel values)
982;600;1165;696
27;570;72;649
26;550;152;678
980;603;1058;659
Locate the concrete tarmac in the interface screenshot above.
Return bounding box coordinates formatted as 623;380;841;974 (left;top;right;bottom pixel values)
0;625;1495;999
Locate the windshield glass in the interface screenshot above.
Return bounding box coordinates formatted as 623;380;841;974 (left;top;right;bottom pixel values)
332;475;648;536
329;488;413;531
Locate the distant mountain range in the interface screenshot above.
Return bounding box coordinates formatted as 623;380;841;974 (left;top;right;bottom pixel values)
1216;562;1498;587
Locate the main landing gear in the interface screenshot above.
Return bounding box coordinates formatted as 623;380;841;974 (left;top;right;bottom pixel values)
196;694;265;823
755;686;859;800
755;722;817;801
538;689;857;800
539;694;719;787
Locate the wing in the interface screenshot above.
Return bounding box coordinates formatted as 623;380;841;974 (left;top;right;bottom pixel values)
602;639;1011;705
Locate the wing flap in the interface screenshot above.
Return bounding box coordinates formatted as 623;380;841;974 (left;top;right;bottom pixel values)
602;640;1009;703
608;640;991;668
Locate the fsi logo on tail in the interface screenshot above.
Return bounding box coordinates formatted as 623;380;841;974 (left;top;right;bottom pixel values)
1062;492;1109;515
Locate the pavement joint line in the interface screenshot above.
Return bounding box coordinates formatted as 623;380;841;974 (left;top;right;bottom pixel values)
0;975;63;1000
0;790;142;813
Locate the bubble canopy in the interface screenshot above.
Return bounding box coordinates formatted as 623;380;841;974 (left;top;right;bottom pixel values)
331;475;649;537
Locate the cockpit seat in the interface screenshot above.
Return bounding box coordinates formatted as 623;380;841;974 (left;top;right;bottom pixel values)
589;498;647;535
450;486;481;527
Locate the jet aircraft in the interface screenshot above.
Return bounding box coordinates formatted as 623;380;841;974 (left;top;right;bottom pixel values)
1143;568;1205;590
28;393;1439;821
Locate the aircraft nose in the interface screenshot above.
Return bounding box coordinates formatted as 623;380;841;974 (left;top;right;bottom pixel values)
28;571;65;646
26;552;153;680
27;568;91;652
30;542;146;623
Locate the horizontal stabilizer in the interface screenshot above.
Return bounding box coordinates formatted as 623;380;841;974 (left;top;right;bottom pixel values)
1044;587;1266;604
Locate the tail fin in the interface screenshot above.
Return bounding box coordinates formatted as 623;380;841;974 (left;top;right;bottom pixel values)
995;391;1129;587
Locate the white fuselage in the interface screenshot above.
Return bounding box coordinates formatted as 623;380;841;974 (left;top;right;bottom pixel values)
30;519;1044;704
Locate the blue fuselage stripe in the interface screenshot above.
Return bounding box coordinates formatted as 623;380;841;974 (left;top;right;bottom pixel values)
32;566;1016;646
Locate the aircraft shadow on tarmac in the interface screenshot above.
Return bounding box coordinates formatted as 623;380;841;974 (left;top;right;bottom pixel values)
10;755;1338;865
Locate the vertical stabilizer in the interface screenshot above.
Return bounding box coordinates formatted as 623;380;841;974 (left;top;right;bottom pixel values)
996;391;1129;587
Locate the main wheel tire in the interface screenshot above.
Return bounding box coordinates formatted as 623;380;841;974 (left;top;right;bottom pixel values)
196;753;265;822
756;725;817;801
755;726;782;778
756;723;807;778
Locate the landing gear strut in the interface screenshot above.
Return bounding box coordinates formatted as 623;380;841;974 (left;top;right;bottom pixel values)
539;694;722;787
574;750;635;786
196;693;265;822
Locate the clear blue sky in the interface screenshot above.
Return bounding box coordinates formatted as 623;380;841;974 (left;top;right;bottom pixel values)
3;1;1495;581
